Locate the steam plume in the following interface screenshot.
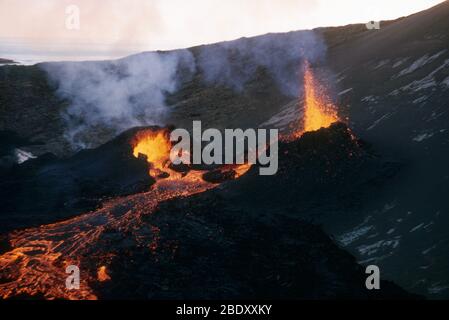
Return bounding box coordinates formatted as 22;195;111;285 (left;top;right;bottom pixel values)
41;50;195;149
197;30;326;96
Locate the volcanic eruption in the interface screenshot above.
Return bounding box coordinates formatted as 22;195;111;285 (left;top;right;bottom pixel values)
0;126;254;300
291;60;340;139
132;130;173;178
0;60;342;299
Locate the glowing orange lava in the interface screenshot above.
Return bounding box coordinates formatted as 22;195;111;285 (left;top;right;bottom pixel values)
132;130;172;177
221;164;252;179
292;61;339;139
97;266;111;282
0;128;253;300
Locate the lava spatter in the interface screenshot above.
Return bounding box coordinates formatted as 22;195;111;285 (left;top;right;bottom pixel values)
290;60;340;140
0;128;251;300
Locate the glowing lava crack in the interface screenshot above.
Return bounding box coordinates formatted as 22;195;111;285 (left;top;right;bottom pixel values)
0;130;251;300
0;62;338;300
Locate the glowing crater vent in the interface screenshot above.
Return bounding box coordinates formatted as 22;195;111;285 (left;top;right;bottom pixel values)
293;61;340;138
97;266;111;282
132;130;172;177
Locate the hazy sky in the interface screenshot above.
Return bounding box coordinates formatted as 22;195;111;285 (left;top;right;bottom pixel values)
0;0;445;57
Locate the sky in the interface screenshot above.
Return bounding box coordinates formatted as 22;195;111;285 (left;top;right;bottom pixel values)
0;0;445;61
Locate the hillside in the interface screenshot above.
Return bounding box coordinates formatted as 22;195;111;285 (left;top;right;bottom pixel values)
0;1;448;298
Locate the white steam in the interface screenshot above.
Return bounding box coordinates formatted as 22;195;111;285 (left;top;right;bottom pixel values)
41;30;326;150
41;50;195;149
197;30;326;96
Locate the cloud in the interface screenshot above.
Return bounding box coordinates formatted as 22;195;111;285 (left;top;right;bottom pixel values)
41;28;327;149
1;0;443;54
0;0;319;53
0;0;163;51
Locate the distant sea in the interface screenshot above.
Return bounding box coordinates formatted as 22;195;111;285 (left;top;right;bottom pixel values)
0;51;136;65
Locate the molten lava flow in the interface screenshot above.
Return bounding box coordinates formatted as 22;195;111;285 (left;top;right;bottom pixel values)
0;128;252;300
132;128;252;184
292;61;339;139
132;130;172;177
97;266;111;282
302;62;339;132
221;164;252;179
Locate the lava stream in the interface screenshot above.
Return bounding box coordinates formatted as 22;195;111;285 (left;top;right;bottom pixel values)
0;129;251;300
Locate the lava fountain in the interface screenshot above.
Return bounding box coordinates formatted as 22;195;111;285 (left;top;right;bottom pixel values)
0;128;251;300
291;60;340;139
132;130;172;178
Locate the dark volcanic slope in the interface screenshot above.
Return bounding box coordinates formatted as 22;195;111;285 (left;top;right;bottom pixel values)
0;65;69;156
0;127;157;234
322;1;449;299
0;58;16;65
327;0;449;144
0;2;448;299
100;186;412;299
99;124;408;299
0;123;417;299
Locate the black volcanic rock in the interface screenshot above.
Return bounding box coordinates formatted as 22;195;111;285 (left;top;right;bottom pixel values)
202;167;237;183
218;122;401;221
0;131;34;171
91;123;416;299
0;130;31;155
96;192;418;299
0;123;416;299
0;127;157;233
1;2;448;299
0;58;16;65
